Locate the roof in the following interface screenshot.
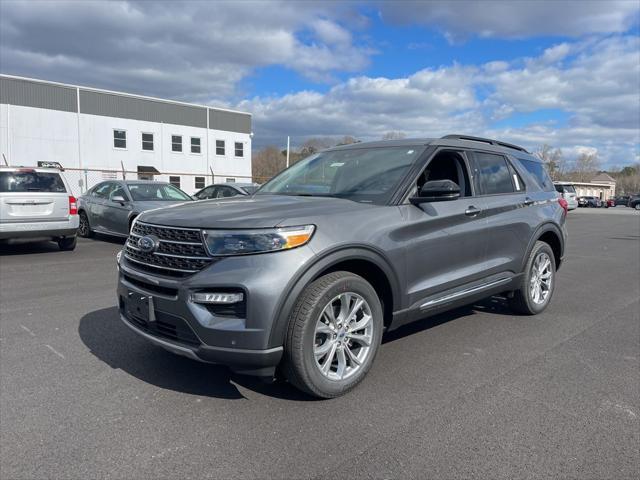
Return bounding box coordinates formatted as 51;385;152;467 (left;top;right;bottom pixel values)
590;172;616;183
327;135;533;156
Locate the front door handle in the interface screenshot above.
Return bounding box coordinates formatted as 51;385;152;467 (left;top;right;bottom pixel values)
524;197;535;206
465;206;481;217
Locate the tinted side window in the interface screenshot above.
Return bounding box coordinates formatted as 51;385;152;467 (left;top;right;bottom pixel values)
195;186;214;199
519;159;554;191
473;152;514;195
93;182;115;199
110;185;128;201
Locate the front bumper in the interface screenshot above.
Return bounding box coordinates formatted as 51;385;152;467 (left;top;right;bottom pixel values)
117;245;314;374
0;217;79;240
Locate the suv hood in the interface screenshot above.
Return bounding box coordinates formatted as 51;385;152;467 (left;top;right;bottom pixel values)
138;194;374;229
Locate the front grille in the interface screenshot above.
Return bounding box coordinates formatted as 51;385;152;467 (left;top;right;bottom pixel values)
123;308;201;347
125;221;212;277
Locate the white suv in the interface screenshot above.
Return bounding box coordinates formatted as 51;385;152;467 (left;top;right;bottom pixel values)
0;166;79;250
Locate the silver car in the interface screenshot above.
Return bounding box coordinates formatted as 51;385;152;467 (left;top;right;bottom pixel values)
0;166;79;250
77;180;192;238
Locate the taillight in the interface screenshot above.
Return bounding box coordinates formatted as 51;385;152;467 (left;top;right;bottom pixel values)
68;196;78;215
558;197;568;214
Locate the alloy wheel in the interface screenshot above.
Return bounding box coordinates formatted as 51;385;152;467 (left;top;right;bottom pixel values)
79;213;89;236
530;252;553;305
313;292;374;381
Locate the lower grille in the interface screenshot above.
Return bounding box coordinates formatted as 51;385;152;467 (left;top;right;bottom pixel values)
124;308;201;347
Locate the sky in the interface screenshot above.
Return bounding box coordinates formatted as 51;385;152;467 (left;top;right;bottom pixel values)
1;0;639;168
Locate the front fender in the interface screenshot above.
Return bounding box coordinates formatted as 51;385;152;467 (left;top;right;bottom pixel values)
267;246;402;348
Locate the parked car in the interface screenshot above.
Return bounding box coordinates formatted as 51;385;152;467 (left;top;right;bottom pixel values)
553;182;578;210
578;196;600;208
629;195;640;210
77;180;192;238
605;198;615;208
614;195;630;206
193;182;260;200
0;166;79;250
116;135;567;398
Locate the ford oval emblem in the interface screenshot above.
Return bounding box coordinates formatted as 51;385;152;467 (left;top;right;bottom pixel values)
137;235;158;253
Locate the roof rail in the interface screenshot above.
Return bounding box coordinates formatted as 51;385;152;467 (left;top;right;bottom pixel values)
441;134;529;153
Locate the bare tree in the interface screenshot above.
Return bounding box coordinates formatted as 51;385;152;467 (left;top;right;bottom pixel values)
572;151;601;183
252;146;285;182
382;131;407;140
336;136;359;146
299;138;335;156
535;144;565;181
612;162;640;195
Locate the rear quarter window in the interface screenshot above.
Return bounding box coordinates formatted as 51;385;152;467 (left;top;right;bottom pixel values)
0;171;67;193
519;159;554;191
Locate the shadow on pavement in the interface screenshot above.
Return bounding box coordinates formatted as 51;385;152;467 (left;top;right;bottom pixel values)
0;239;61;256
78;306;312;401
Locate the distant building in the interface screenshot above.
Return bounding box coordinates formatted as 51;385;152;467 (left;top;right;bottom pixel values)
0;74;252;194
571;173;616;199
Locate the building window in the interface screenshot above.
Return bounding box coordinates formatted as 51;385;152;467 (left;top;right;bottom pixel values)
172;135;182;152
226;177;236;183
141;132;154;151
191;137;201;154
113;129;126;149
195;176;206;189
169;176;181;188
234;142;243;157
216;140;225;156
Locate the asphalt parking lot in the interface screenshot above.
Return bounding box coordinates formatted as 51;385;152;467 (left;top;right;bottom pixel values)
1;208;639;479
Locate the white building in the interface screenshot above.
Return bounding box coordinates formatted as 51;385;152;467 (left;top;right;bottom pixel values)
570;173;617;199
0;75;252;194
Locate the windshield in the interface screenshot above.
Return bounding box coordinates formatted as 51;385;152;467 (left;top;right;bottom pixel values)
0;171;66;193
128;183;191;201
257;146;424;204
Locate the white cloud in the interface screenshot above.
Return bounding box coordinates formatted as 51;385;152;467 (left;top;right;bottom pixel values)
0;0;372;101
243;35;639;167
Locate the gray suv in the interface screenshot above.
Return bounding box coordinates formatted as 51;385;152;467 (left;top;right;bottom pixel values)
117;135;567;398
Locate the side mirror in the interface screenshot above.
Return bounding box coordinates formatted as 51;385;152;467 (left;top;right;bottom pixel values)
111;195;127;204
410;179;461;205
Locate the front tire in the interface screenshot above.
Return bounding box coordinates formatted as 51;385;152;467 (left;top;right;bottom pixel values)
78;211;93;238
510;241;556;315
283;271;383;398
58;236;77;251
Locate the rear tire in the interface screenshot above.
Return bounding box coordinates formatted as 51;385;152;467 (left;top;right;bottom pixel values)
58;236;77;251
510;241;555;315
282;271;383;398
78;211;93;238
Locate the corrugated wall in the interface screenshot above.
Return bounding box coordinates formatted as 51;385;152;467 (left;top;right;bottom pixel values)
0;76;77;113
209;109;252;134
79;90;207;128
1;75;251;133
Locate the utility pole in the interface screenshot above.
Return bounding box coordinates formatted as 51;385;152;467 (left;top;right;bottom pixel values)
286;136;290;168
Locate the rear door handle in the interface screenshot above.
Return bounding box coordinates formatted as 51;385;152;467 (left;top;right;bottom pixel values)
465;206;481;217
524;197;535;206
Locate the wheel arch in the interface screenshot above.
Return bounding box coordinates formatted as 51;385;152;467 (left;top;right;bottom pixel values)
525;223;564;271
268;246;402;348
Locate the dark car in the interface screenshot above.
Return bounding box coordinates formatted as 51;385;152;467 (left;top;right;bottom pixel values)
578;196;600;208
77;180;192;238
193;182;260;200
614;195;630;206
117;135;567;398
629;195;640;210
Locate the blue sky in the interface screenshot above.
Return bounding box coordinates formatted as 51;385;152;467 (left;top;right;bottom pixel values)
1;0;639;167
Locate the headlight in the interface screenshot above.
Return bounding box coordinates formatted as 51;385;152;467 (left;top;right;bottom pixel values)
203;225;315;256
